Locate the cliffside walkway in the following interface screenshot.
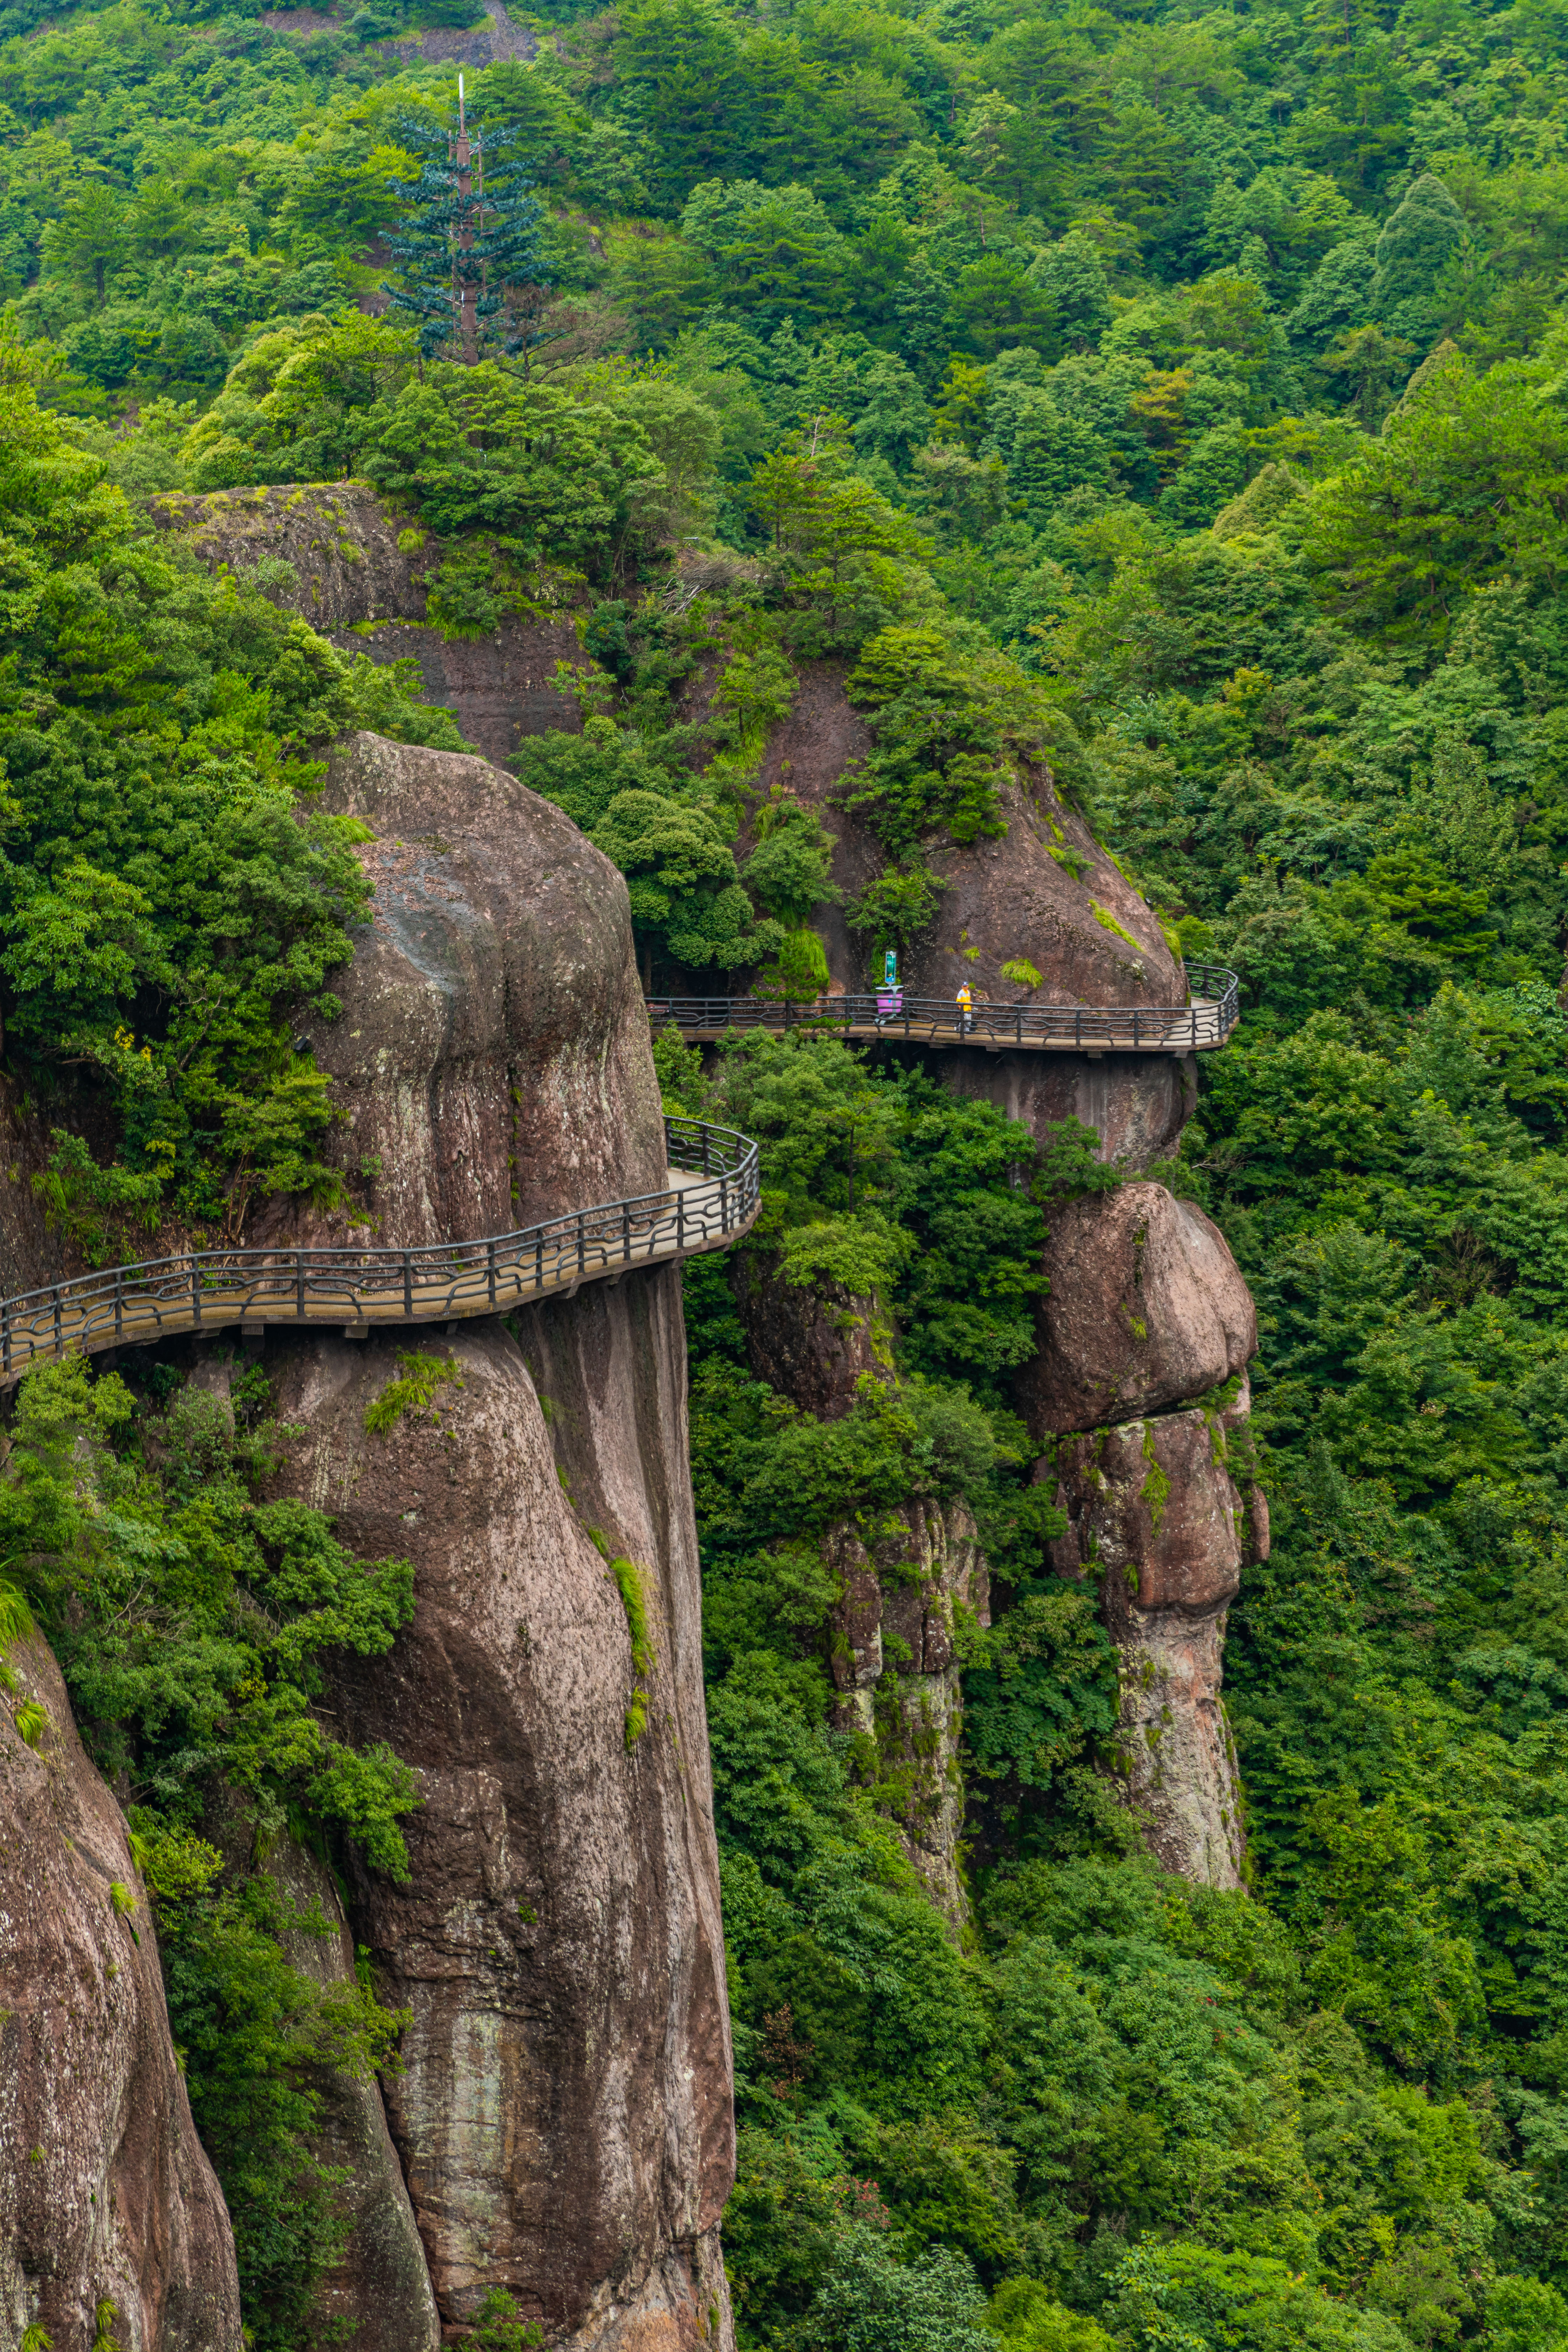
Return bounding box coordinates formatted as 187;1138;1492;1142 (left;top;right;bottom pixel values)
0;1117;759;1386
645;963;1240;1055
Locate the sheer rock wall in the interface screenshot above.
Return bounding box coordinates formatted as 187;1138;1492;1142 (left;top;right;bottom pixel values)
260;1282;735;2349
726;1253;987;1925
0;1639;243;2352
255;729;667;1253
148;485;582;763
1046;1381;1265;1885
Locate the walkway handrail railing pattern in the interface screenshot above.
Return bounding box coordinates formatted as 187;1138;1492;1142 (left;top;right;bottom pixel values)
644;962;1240;1054
0;1117;760;1384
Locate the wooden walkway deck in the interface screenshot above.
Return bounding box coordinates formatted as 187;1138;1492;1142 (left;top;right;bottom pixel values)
645;964;1240;1056
0;1118;759;1385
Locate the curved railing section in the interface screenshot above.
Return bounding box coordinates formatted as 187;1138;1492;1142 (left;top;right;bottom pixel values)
0;1117;759;1384
645;962;1240;1054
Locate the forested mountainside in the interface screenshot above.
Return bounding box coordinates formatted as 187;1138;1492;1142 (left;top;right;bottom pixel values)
8;0;1568;2345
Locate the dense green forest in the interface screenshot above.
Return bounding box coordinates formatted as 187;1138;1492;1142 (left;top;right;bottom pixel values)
8;0;1568;2342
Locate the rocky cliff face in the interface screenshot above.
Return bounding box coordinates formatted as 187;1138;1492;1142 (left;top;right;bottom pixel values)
236;735;735;2342
727;1252;987;1924
269;729;667;1250
260;1287;734;2348
150;485;582;764
1024;1183;1262;1887
824;1503;990;1924
3;720;739;2344
0;1638;243;2352
265;1835;441;2352
1047;1380;1264;1886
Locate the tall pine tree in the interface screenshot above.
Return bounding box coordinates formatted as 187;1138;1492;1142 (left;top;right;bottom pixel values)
385;83;548;364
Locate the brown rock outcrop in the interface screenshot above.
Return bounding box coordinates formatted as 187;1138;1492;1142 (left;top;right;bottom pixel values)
260;1282;734;2349
1025;1182;1256;1436
1046;1382;1265;1888
149;485;582;762
721;1231;992;1924
0;1638;243;2351
729;1253;886;1420
942;1048;1195;1173
750;661;1181;1013
825;1503;990;1923
253;731;666;1250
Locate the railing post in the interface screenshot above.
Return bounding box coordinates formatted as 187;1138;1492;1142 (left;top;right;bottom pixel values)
1133;1010;1140;1049
487;1239;497;1305
1075;1009;1082;1049
536;1235;544;1291
677;1188;684;1254
1016;1007;1022;1044
296;1252;306;1317
721;1174;729;1232
114;1270;123;1341
53;1285;62;1353
403;1252;413;1315
192;1260;202;1325
623;1203;631;1266
702;1127;710;1178
1192;1006;1198;1047
578;1217;586;1280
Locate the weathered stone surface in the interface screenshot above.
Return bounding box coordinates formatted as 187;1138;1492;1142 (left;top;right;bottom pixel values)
149;485;583;760
741;660;1182;1011
1046;1384;1266;1889
151;483;425;628
379;0;539;68
1111;1609;1246;1890
826;1502;990;1924
941;1048;1195;1171
0;1638;242;2351
729;1253;886;1420
0;1072;91;1297
1024;1182;1256;1436
1048;1399;1253;1616
260;1275;734;2349
265;1838;440;2352
249;732;666;1252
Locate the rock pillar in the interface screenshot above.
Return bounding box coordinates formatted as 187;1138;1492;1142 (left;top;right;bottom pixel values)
1030;1183;1263;1888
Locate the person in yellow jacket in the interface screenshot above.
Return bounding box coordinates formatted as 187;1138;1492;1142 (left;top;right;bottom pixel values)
955;981;973;1035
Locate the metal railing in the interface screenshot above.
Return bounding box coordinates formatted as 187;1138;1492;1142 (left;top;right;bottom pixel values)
0;1118;760;1385
645;963;1239;1054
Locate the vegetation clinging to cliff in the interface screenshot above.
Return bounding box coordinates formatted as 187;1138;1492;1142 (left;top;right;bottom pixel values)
0;1352;420;2344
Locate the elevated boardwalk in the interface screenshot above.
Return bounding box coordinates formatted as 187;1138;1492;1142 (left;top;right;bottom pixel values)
0;1118;758;1385
644;963;1240;1056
